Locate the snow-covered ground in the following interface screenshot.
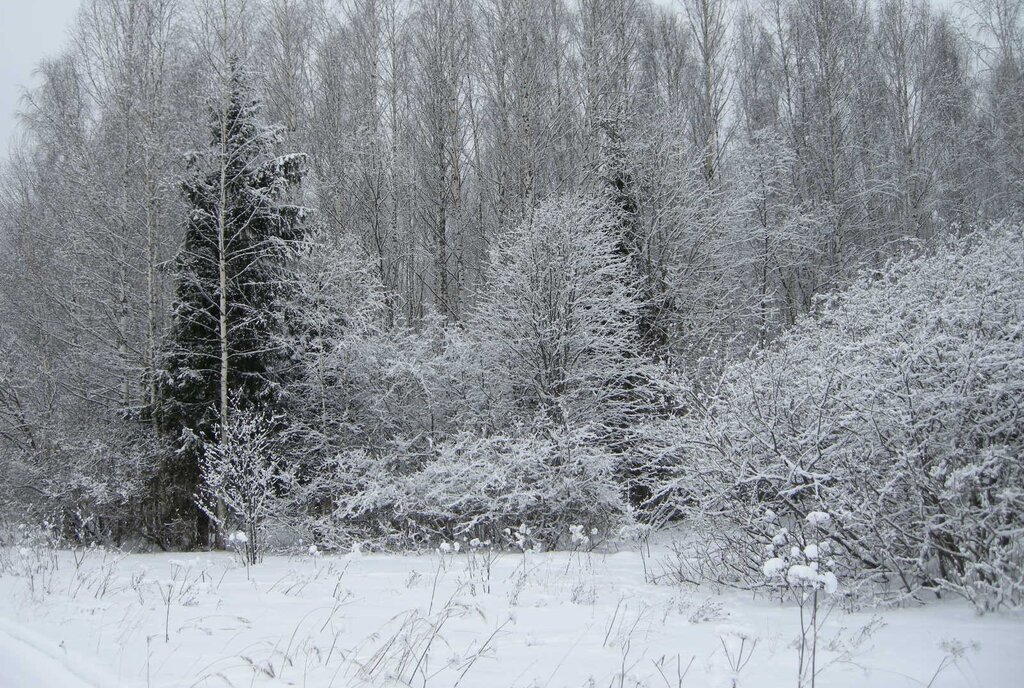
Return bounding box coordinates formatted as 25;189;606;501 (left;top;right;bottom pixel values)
0;544;1021;687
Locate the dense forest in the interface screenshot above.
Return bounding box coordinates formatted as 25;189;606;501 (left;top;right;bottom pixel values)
0;0;1021;609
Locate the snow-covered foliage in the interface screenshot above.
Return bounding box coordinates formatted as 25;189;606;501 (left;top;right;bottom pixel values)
298;195;644;546
471;194;645;432
197;407;296;564
0;389;160;545
763;516;840;597
320;428;626;547
662;227;1024;609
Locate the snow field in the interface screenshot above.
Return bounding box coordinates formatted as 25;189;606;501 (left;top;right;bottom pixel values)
0;545;1022;687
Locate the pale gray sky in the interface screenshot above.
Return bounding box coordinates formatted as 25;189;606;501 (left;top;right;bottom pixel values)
0;0;82;160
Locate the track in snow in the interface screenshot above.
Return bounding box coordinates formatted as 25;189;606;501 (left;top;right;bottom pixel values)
0;621;99;688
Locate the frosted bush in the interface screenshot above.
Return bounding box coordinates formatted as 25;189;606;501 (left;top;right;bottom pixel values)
763;522;840;598
786;565;837;594
661;227;1024;608
512;524;531;551
197;407;296;565
319;427;628;547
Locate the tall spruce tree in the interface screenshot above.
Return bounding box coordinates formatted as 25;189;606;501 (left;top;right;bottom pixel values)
155;65;306;547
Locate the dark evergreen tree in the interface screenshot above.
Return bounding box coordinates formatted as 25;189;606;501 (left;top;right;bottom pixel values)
153;66;306;547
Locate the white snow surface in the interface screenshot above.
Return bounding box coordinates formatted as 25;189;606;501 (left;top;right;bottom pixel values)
0;616;116;688
0;546;1021;687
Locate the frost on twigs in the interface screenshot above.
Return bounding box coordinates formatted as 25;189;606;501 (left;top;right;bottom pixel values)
762;513;840;600
197;405;297;566
320;428;627;548
762;511;843;688
658;228;1024;609
717;624;758;687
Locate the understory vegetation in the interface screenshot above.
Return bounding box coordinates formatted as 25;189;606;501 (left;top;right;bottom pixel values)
657;229;1024;610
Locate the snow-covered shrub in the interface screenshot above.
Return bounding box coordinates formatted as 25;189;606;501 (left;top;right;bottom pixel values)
197;407;297;564
661;227;1024;608
0;406;160;546
762;512;839;600
320;427;628;548
287;246;498;485
284;229;454;454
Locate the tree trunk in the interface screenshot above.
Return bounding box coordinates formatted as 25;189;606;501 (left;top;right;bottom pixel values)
215;97;230;550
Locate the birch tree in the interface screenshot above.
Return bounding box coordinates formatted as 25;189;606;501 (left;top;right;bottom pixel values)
409;0;474;320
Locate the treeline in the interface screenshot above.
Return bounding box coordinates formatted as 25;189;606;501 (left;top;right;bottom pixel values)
0;0;1021;600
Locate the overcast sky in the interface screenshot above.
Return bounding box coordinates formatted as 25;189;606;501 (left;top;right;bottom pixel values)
0;0;82;160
